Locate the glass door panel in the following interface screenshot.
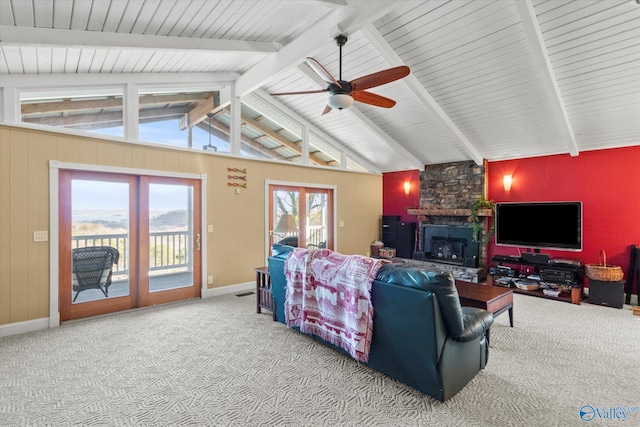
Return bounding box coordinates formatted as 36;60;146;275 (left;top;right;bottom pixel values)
268;184;334;254
138;176;201;307
271;188;300;247
59;171;138;322
148;183;194;292
306;191;329;249
71;179;130;303
59;171;201;321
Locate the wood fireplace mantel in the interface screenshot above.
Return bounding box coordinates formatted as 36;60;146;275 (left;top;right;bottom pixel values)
407;208;493;217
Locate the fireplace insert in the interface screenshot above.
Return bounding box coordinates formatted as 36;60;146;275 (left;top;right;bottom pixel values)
422;225;479;268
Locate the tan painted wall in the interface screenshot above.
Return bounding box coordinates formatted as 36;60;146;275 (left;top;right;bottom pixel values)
0;125;382;325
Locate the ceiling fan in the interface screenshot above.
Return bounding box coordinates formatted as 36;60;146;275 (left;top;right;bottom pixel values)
271;34;410;115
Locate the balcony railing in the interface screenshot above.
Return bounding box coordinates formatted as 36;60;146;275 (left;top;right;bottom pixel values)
272;226;326;248
72;231;191;276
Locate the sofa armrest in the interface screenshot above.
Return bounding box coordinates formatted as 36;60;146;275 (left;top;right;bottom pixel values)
452;307;494;342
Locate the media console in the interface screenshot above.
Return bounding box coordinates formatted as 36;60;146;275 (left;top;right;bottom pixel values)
488;255;584;305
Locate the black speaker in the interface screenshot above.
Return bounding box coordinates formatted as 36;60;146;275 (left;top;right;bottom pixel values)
381;215;398;250
521;252;550;264
381;216;416;259
396;222;416;259
588;279;625;309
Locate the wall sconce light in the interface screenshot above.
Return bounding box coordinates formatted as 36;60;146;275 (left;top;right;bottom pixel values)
503;174;513;191
403;181;411;195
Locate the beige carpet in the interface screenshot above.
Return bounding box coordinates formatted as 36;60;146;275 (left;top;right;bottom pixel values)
1;292;639;426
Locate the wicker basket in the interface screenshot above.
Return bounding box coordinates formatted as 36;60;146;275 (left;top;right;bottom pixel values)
585;250;624;282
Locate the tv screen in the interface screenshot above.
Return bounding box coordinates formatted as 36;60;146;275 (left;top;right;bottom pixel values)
495;202;582;251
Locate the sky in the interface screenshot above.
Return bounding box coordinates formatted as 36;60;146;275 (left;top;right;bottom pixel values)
72;180;191;212
94;118;230;151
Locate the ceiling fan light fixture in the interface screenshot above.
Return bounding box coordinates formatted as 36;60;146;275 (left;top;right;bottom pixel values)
327;93;354;110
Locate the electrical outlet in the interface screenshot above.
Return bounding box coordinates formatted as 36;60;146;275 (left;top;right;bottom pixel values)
207;276;213;285
207;225;213;233
339;221;344;227
33;231;48;242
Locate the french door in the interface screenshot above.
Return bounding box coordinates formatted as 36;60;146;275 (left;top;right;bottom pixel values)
59;171;201;321
268;184;334;252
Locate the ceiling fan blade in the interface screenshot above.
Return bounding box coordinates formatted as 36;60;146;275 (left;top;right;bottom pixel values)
351;90;396;108
350;66;410;91
321;105;333;115
306;57;342;88
271;89;329;96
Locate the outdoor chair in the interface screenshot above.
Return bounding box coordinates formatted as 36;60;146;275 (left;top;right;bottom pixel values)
72;246;120;303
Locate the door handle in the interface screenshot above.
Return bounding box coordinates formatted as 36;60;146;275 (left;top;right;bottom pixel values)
196;233;201;251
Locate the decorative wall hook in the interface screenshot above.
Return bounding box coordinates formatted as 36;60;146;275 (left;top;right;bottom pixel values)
227;175;247;181
227;182;247;188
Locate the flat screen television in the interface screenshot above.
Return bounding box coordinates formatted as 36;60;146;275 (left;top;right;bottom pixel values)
495;201;582;251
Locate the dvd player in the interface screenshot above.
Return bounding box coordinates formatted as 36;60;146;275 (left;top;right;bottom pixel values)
540;268;577;284
489;265;519;277
548;259;582;268
493;255;521;262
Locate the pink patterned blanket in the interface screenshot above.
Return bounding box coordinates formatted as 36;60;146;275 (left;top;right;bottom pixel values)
284;248;387;362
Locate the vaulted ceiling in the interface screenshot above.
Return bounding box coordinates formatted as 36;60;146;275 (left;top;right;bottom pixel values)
1;0;639;173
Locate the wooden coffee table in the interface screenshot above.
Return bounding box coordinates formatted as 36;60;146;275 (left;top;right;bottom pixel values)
455;280;514;327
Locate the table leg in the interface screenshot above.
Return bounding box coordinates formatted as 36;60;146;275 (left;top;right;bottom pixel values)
508;307;514;327
571;287;582;305
256;271;262;314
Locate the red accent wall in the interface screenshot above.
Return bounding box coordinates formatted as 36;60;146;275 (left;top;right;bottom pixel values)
487;146;640;289
382;170;421;223
383;146;640;291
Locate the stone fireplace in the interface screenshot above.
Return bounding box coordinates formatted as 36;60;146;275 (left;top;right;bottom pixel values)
400;160;490;283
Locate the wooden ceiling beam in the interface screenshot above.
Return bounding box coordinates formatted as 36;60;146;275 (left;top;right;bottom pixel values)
249;89;380;173
185;93;223;130
23;106;190;127
196;119;290;161
240;114;330;166
0;25;279;53
22;96;122;115
514;0;579;157
21;92;214;115
361;24;483;166
235;1;406;95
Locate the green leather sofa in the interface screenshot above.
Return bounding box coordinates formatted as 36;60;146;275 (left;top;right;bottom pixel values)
267;244;494;402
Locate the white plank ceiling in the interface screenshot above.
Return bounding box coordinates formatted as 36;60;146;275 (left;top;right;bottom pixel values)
1;0;639;172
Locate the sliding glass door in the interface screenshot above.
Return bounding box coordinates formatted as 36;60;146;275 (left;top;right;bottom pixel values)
268;184;334;253
59;171;201;321
139;177;201;307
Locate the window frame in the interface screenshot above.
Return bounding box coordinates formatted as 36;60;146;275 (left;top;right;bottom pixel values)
1;75;380;174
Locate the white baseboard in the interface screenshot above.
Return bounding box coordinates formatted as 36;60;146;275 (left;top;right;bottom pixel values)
201;281;254;299
0;317;50;337
1;282;254;338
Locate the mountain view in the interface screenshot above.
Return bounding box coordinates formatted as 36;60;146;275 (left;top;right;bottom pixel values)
72;209;188;236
